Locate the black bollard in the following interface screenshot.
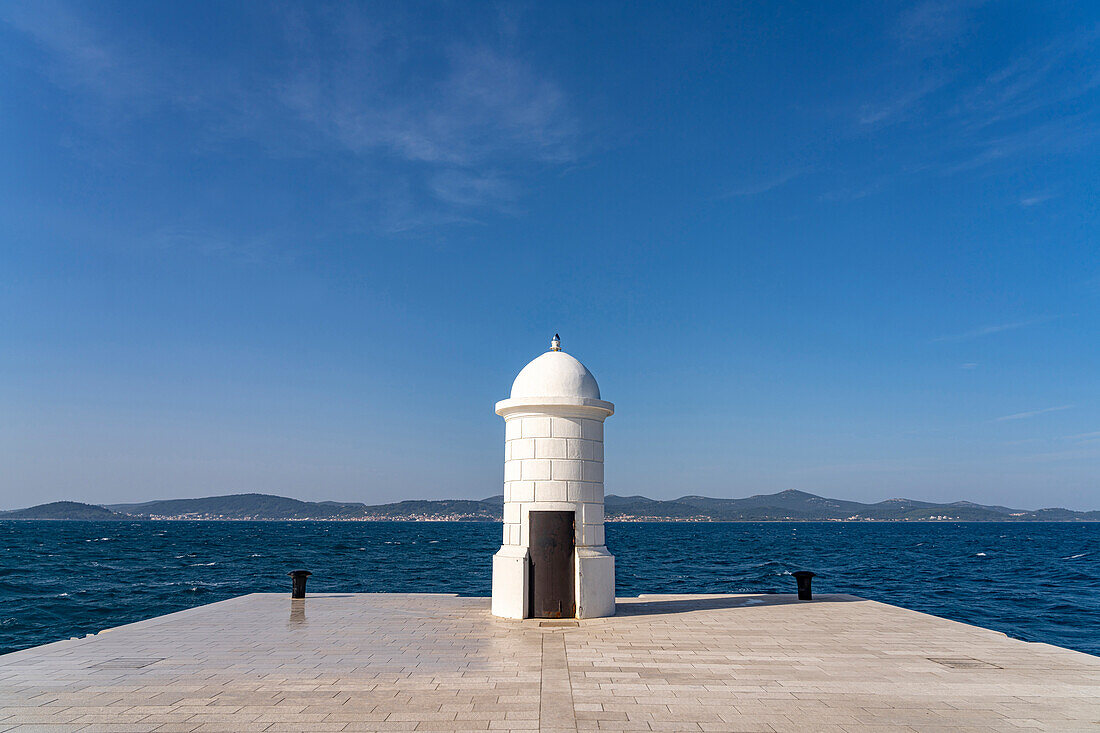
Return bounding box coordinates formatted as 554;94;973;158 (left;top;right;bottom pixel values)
792;570;815;600
289;569;312;599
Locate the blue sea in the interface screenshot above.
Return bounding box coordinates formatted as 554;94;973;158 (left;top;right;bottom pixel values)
1;520;1097;657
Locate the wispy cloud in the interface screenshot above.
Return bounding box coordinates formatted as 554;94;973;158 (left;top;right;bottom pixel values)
428;170;519;210
937;112;1099;176
2;1;129;97
845;12;1100;190
956;27;1100;131
947;29;1100;166
149;226;290;265
894;0;982;47
0;2;582;230
716;169;804;199
1011;444;1100;464
1006;431;1100;447
994;405;1074;422
1020;192;1056;207
858;77;946;127
849;1;980;131
931;316;1057;343
1060;431;1100;443
281;43;578;168
818;175;892;202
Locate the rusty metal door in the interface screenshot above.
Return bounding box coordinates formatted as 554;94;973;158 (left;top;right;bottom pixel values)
528;511;575;618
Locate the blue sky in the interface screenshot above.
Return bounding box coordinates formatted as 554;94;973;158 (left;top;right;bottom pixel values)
1;1;1098;510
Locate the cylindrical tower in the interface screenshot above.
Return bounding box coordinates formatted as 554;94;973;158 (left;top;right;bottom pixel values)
491;335;615;619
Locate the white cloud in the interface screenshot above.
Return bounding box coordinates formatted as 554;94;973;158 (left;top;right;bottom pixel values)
931;316;1057;343
1;2;582;225
846;14;1100;187
1020;193;1056;207
894;0;981;47
716;169;804;199
281;43;578;168
428;170;517;210
2;1;120;91
1059;431;1100;443
858;78;946;127
149;226;288;264
994;405;1074;422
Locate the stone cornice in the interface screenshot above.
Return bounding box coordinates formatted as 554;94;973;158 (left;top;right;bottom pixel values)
494;397;615;420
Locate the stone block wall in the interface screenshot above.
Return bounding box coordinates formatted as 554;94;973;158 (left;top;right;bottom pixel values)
501;413;606;548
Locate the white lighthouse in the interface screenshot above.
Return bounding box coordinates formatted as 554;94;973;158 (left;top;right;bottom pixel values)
491;335;616;619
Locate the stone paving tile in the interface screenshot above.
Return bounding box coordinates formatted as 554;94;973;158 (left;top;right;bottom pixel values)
0;593;1098;731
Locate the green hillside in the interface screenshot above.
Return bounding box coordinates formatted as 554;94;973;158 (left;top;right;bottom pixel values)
3;490;1094;522
0;501;125;520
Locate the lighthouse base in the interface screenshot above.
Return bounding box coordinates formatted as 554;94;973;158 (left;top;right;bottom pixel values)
491;545;529;619
491;545;615;620
575;546;616;618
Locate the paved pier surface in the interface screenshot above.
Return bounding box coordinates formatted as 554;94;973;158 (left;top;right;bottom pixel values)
1;593;1098;732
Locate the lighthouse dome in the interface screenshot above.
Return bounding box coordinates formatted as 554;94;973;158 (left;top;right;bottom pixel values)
510;338;601;400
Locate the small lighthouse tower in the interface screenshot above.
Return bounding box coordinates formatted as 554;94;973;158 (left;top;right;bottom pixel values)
492;335;616;619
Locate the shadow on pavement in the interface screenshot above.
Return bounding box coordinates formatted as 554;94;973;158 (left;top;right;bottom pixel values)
613;593;863;617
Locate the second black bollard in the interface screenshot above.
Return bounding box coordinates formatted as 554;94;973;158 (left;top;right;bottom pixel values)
289;569;312;599
792;570;815;600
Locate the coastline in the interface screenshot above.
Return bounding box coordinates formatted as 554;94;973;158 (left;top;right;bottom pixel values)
3;516;1099;522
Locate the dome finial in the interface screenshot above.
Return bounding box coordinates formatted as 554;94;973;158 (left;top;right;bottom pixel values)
550;334;561;351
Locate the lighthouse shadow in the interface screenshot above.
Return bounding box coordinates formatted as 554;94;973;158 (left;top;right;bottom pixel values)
613;593;864;618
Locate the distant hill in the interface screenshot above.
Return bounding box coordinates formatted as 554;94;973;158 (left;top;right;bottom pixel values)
0;501;126;520
106;493;503;520
108;493;368;520
2;490;1096;521
605;490;1100;521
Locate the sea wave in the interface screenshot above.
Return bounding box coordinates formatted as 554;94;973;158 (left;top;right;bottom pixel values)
0;519;1096;658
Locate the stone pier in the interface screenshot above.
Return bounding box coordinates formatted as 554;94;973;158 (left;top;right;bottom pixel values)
1;593;1098;731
